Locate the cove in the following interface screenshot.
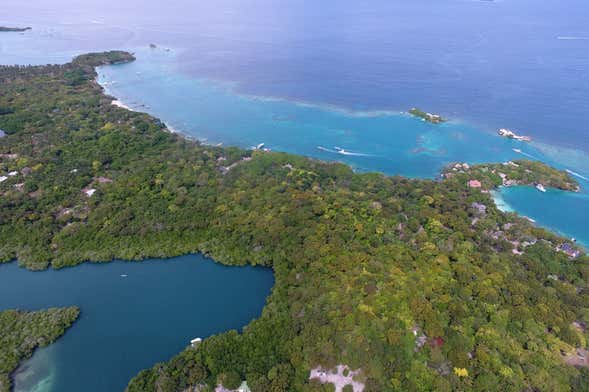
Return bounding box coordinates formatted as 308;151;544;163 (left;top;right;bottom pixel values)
496;186;589;247
0;255;274;392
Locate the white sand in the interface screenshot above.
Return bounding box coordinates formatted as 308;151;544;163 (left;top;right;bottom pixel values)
165;124;180;133
215;381;250;392
309;364;364;392
111;100;135;111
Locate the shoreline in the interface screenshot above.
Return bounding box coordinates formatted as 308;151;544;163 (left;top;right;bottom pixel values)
490;188;515;213
110;99;134;111
96;61;589;186
492;186;588;248
2;51;588;391
1;35;588;158
101;62;587;253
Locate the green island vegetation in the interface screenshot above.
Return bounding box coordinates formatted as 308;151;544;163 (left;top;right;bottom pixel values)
442;160;580;192
0;26;32;32
1;52;589;391
408;108;446;124
0;307;80;392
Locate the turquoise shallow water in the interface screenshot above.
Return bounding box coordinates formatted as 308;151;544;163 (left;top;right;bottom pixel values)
0;256;273;392
497;186;589;247
3;0;589;153
99;49;589;179
1;1;588;388
98;48;589;250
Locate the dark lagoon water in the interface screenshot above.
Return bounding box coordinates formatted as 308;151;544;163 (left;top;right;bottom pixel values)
1;0;588;390
0;256;274;392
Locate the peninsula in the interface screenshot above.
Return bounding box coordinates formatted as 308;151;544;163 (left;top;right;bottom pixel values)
0;26;31;32
408;107;446;124
0;307;79;392
1;52;588;391
442;159;580;192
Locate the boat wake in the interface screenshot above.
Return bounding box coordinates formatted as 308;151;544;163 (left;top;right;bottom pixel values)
566;169;589;182
557;36;589;40
512;148;538;159
317;146;372;157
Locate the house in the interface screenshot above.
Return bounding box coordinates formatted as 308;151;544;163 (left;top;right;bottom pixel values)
471;202;487;215
430;336;445;348
557;243;582;258
468;180;482;188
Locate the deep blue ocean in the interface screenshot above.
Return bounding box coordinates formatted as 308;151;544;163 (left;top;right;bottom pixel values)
1;0;588;390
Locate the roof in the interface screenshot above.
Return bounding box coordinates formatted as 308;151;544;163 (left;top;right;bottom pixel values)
468;180;482;188
559;243;575;252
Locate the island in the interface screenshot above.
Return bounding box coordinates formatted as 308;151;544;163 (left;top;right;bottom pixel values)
0;26;32;32
497;128;531;142
0;307;80;392
1;52;588;392
408;107;446;124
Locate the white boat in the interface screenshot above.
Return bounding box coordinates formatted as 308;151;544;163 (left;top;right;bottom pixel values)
535;184;546;193
512;148;522;154
120;274;128;278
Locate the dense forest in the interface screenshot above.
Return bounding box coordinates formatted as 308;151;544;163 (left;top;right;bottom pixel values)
1;52;588;391
0;307;79;392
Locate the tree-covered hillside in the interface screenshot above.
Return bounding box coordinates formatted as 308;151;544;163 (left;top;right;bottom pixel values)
1;52;588;391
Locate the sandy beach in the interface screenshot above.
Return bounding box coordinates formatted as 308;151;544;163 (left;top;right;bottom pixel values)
111;100;134;111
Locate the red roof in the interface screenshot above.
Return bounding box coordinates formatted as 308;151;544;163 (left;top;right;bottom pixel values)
430;336;445;348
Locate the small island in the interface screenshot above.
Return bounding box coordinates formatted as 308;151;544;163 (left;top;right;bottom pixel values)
0;26;32;32
408;107;446;124
498;128;531;142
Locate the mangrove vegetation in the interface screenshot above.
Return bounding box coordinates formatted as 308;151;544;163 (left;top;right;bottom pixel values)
1;52;588;391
